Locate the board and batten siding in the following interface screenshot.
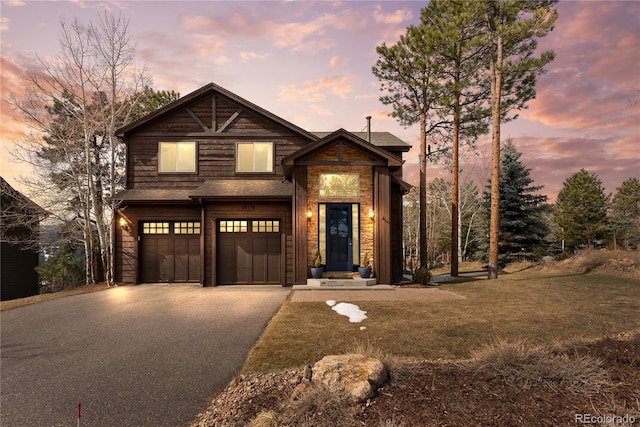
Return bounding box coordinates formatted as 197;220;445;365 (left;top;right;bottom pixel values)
125;93;311;190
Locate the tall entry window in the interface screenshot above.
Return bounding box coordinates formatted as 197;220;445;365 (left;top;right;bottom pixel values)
318;203;360;271
236;142;273;172
158;142;196;172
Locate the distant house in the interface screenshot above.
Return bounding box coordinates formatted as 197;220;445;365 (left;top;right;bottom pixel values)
113;83;410;286
1;177;43;300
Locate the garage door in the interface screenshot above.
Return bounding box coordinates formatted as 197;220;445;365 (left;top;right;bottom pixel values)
217;219;281;285
140;221;200;283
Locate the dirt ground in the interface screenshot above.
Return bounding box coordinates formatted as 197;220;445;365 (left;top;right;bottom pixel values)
190;332;640;427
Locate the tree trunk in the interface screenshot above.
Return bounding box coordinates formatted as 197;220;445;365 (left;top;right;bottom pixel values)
488;26;503;280
419;112;428;269
451;104;460;277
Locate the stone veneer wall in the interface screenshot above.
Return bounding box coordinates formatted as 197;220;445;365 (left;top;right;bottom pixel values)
306;144;375;271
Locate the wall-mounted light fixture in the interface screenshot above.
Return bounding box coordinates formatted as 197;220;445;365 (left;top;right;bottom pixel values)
368;208;375;220
119;216;131;232
307;209;313;220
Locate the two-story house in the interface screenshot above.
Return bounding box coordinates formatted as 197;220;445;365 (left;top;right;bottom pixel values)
114;83;410;286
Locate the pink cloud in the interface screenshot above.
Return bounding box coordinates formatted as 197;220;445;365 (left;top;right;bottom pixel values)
523;1;640;134
278;75;354;102
372;4;413;25
329;55;342;69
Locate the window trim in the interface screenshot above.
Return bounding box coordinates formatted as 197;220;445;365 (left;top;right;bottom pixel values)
158;141;198;174
235;141;275;174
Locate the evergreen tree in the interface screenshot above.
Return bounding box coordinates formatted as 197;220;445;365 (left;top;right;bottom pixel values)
480;139;548;263
610;177;640;249
553;169;609;251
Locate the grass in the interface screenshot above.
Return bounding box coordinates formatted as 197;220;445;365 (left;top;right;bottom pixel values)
0;283;111;311
242;267;640;373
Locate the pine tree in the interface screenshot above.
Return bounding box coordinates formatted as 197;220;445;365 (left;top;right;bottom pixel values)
480;139;548;263
610;177;640;250
483;0;558;279
553;169;609;251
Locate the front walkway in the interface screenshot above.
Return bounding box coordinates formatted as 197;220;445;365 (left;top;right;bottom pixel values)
290;287;465;302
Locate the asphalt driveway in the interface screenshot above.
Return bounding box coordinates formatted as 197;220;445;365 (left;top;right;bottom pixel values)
1;284;290;427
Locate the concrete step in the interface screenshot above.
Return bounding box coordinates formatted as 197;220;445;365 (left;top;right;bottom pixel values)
305;278;377;287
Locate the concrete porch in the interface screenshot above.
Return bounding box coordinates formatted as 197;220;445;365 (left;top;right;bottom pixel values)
292;272;393;290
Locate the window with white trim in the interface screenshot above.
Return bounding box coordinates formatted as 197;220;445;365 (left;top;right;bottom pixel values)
236;142;273;173
159;142;196;173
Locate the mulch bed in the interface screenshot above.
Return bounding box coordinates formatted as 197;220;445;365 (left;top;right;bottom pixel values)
190;334;640;426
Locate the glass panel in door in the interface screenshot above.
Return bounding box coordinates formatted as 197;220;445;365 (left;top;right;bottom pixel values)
326;204;352;271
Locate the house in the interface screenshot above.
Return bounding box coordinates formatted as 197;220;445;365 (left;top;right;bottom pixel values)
1;177;43;300
114;83;410;286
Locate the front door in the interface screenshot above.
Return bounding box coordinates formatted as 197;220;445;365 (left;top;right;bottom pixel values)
326;204;352;271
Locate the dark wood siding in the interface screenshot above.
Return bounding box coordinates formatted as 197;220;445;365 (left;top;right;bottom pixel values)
125;93;311;190
390;181;404;283
292;167;308;285
1;242;39;300
374;166;391;284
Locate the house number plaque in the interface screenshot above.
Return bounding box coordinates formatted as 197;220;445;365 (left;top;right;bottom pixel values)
241;205;255;212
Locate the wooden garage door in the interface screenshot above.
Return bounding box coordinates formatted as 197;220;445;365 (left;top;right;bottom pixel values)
140;221;200;283
217;220;281;285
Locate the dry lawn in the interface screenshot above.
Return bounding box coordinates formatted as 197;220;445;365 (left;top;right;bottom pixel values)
242;263;640;373
195;253;639;426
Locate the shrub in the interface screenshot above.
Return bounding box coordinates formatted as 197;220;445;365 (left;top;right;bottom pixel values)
36;244;85;293
468;339;610;395
413;267;431;285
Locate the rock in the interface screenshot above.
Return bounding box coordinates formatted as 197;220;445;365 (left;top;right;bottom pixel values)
311;354;388;402
290;381;311;400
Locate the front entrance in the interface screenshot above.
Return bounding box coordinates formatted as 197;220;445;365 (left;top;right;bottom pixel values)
321;203;360;271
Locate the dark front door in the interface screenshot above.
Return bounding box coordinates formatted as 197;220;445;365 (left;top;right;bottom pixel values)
326;204;352;271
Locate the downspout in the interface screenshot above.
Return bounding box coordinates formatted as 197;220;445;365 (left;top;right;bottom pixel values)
200;198;205;286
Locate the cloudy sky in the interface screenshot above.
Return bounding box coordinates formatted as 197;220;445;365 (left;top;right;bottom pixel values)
1;0;638;203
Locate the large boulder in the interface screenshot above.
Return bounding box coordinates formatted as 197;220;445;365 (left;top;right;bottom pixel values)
311;354;387;402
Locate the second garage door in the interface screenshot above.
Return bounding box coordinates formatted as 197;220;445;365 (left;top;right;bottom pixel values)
217;219;282;285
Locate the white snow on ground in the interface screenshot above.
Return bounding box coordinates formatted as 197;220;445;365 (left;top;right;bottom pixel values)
326;300;368;323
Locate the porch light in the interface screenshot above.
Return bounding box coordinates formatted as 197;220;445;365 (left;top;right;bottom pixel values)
307;210;313;219
119;216;130;232
368;208;375;220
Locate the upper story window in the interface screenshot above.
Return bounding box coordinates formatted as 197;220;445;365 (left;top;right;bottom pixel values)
236;142;273;173
319;173;360;197
159;142;196;173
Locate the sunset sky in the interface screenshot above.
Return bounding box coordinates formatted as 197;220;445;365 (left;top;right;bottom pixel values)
1;0;638;203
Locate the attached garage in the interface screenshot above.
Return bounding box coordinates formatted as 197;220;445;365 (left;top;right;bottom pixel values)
217;219;282;285
140;221;201;283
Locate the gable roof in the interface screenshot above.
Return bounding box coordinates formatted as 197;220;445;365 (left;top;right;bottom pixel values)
281;129;403;179
115;82;319;141
312;131;410;151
